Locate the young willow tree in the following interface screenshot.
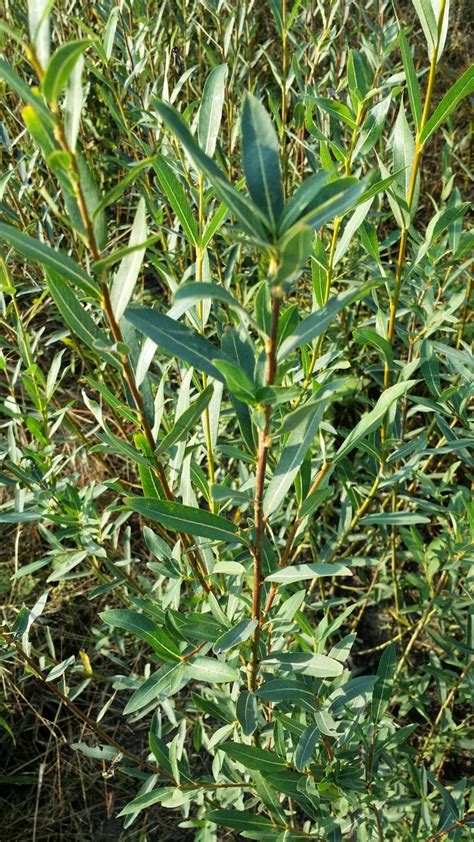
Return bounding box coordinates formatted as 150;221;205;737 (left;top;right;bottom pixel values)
0;0;472;839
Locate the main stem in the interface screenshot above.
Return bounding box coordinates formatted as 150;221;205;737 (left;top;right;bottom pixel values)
249;290;281;691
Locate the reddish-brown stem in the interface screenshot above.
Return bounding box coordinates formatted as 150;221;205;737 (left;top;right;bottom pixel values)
263;461;331;619
248;290;281;691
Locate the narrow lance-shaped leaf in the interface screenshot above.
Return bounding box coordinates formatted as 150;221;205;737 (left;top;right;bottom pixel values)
212;359;258;405
335;380;417;462
124;664;186;714
295;724;319;771
126;497;242;544
0;223;99;298
42;40;90;106
153;99;269;241
265;562;352;585
264;400;327;517
184;656;239;684
261;651;344;678
399;29;422;132
274;223;314;286
278;172;329;232
156;384;214;455
28;0;50;69
236;689;258;736
45;269;119;369
110;197;147;320
296;177;367;232
352;95;391;160
198;64;228;157
220;743;286;772
333;198;374;266
241;93;284;231
125;305;224;381
420;64;474;145
152;155;198;245
213;619;258;654
278;282;378;361
65;52;84;151
392;100;415;206
411;0;449;59
100;609;181;661
205;810;278;833
0;59;54;124
170;281;265;336
372;643;397;723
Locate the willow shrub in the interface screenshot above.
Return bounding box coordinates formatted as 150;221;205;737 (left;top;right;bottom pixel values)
0;0;473;839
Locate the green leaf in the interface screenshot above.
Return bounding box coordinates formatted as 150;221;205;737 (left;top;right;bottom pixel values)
42;40;90;106
93;157;156;217
333;198;374;266
198;64;228;158
118;788;177;817
294;723;319;771
45;269;118;368
298;177;366;231
278;283;376;361
153;99;269;241
335;381;417;461
314;96;358;129
399;30;422;132
171;281;264;336
241;93;284;230
0;223;99;298
372;643;396;723
28;0;50;69
393;100;415;206
257;678;316;709
353;327;394;365
265;562;351;585
236;689;258;736
278;172;329;232
124;663;186;714
263;400;327;517
184;656;239;683
206;810;278;832
100;609;181;661
125;306;224;381
156;384;214;455
0;511;42;523
213;618;258;653
110;197;147;320
420;65;474;145
213;359;258;405
274;223;314;285
65;48;84;151
261;652;344;678
420;338;441;397
353;95;391;159
360;512;430;525
152;155;198;245
347;49;369;104
411;0;448;58
221;742;286;772
126;497;241;543
0;59;53;124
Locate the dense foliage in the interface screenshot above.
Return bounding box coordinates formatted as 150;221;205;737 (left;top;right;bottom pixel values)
0;0;473;839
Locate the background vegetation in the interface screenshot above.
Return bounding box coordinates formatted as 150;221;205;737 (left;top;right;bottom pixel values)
0;0;472;839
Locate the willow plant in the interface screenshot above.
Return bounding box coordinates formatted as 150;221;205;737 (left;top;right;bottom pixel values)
0;0;473;839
